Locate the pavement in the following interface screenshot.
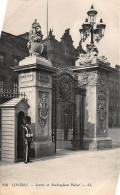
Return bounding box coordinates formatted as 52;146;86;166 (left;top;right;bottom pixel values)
108;128;120;148
0;148;120;195
0;128;120;195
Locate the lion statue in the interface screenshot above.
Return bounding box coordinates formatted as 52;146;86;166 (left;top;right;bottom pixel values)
27;19;44;56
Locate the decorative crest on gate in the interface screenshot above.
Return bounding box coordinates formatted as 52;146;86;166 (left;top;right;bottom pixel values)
59;80;71;101
56;66;78;80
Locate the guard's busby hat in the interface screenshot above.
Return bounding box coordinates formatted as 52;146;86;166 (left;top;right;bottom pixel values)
23;116;31;124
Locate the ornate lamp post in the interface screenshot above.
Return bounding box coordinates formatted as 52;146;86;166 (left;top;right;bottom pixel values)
75;6;112;150
79;5;106;44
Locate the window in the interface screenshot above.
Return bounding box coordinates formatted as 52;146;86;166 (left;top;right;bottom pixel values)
110;97;114;107
117;99;119;108
13;58;19;66
0;54;4;65
116;84;119;91
110;83;113;90
65;50;69;56
0;80;5;91
13;82;18;93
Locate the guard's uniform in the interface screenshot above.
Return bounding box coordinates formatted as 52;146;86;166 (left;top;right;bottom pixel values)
23;124;33;163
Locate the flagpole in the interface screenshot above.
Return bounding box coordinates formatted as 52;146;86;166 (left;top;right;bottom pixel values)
47;0;48;37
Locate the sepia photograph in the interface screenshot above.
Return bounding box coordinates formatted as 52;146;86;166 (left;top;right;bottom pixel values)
0;0;120;195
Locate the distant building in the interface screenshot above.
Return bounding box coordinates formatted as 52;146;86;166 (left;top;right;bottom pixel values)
0;30;120;127
0;31;29;104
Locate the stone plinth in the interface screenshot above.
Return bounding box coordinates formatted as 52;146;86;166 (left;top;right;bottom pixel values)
13;56;57;158
73;64;112;150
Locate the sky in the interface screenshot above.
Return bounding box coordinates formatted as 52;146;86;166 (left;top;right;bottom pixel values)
0;0;120;67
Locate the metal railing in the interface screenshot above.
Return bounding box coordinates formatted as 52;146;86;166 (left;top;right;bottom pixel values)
0;89;27;100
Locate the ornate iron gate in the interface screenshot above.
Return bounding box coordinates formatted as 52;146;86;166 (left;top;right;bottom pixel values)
52;70;86;152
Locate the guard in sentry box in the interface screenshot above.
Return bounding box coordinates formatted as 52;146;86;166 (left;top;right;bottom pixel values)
23;116;33;163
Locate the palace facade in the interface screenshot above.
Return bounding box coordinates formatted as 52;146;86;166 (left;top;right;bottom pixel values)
0;30;120;127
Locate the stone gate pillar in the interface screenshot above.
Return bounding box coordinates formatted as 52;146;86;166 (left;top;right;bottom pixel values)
13;56;56;157
73;64;112;150
13;20;57;158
